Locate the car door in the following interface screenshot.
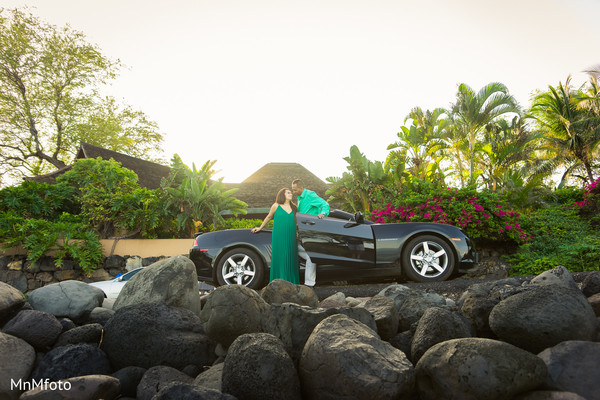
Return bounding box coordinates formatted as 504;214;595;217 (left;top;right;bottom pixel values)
296;212;375;268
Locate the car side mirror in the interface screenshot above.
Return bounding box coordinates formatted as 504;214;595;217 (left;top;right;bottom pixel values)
354;211;364;224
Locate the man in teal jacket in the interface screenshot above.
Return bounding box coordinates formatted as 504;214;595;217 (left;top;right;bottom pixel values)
292;179;329;286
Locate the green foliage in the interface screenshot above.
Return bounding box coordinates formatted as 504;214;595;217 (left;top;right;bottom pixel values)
506;206;600;275
57;158;141;237
215;218;273;230
162;155;247;237
0;181;78;219
326;145;393;213
0;212;102;275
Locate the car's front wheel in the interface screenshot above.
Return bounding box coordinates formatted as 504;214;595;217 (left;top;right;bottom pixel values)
216;248;265;289
401;235;455;282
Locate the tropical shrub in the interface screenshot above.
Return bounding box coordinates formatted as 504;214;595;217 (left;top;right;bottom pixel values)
507;206;600;275
575;176;600;226
215;218;273;231
0;181;79;219
0;212;102;275
371;187;529;244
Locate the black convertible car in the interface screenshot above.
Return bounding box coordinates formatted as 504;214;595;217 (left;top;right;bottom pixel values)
189;210;477;289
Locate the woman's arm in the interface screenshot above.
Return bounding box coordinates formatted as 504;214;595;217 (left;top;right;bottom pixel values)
251;203;278;233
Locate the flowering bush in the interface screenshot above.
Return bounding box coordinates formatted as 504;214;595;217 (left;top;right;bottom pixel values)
371;187;529;243
575;177;600;225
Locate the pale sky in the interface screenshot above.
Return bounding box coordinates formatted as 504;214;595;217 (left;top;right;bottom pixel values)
3;0;600;183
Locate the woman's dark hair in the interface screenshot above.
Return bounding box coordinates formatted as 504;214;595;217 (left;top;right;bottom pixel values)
276;188;298;213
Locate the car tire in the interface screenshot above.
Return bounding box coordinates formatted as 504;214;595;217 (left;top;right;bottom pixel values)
401;235;455;282
216;248;265;289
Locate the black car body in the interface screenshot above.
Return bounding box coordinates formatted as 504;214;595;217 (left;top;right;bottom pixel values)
189;209;477;289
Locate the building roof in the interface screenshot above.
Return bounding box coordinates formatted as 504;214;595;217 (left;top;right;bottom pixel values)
27;142;171;189
224;162;331;209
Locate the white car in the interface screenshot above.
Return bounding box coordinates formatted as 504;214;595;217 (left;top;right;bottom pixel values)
88;267;144;298
89;267;215;298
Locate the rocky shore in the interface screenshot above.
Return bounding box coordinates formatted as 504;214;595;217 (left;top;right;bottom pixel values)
1;255;599;400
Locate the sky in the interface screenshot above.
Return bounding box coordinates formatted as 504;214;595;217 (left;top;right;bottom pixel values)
3;0;600;183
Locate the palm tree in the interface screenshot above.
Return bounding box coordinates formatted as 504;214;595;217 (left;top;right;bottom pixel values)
386;107;447;186
529;76;600;185
449;82;521;186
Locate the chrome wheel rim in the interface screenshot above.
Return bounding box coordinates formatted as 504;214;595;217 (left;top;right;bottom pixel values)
409;240;449;278
221;254;256;286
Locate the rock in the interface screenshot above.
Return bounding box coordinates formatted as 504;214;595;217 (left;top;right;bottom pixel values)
362;295;399;341
489;286;597;353
530;266;579;290
397;295;444;332
58;318;76;332
322;291;346;304
589;292;600;316
31;343;112;382
299;314;414;400
581;271;600;297
0;270;28;293
200;284;268;347
389;330;413;357
125;256;142;271
153;382;237;400
262;302;377;365
113;255;202;316
101;302;216;370
0;332;35;400
104;255;126;270
222;333;301;400
111;366;146;398
415;338;547;400
193;363;224;391
136;365;193;400
260;279;319;307
88;306;114;322
318;298;346;308
0;281;26;322
54;269;79;281
345;296;362;307
411;307;474;363
2;309;62;350
513;390;587;400
53;323;104;348
537;340;600;400
378;284;447;310
27;280;105;322
19;374;120;400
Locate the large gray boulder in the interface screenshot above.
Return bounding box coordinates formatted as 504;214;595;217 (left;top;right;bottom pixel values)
362;295;398;341
411;306;474;363
299;314;415;400
2;309;63;351
222;333;301;400
262;302;377;364
101;302;216;370
378;284;447;310
19;375;120;400
113;255;202;316
260;279;319;307
530;265;579;290
53;323;104;348
0;281;26;322
581;271;600;297
193;363;224;391
489;285;597;353
31;343;112;382
200;284;268;347
27;280;105;322
415;338;547;400
537;340;600;400
0;332;35;400
153;382;237;400
136;365;193;400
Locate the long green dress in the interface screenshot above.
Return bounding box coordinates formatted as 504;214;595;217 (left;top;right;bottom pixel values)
270;205;299;284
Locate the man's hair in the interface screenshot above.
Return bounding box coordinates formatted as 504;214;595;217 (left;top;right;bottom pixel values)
292;178;304;188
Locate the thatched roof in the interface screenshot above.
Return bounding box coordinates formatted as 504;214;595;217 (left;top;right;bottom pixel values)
27;142;170;189
224;162;330;210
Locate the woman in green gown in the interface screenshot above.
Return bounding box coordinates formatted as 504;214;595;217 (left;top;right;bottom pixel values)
251;188;299;284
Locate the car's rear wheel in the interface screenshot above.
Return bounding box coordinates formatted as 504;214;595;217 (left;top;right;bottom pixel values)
216;248;265;289
401;235;455;282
